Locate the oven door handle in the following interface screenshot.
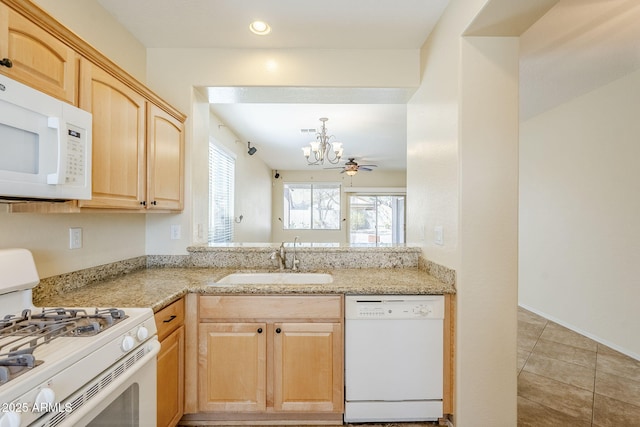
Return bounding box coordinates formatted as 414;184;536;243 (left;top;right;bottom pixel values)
55;339;161;426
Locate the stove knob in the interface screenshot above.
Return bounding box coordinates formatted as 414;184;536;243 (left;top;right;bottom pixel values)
0;411;20;427
121;335;135;352
35;387;56;406
136;326;149;341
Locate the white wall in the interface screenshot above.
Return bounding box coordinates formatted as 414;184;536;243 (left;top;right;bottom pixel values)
519;68;640;359
271;170;406;244
144;47;421;252
407;0;553;424
209;113;272;243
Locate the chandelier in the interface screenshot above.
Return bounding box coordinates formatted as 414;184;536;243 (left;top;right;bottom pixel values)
301;117;343;165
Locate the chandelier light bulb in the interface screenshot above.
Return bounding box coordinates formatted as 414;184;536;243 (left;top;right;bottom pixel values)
301;118;344;166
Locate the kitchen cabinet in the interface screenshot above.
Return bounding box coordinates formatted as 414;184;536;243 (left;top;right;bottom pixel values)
146;103;185;211
78;60;146;209
1;0;186;214
155;298;185;427
186;295;343;424
78;60;184;211
0;2;78;104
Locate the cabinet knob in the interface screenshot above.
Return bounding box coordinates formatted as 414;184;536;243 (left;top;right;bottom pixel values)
151;201;157;205
257;328;263;334
140;201;146;206
275;328;281;334
0;58;12;68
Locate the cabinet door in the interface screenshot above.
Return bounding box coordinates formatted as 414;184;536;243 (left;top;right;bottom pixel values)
0;5;78;104
157;325;184;427
147;103;184;210
273;322;343;413
198;323;267;412
78;60;146;209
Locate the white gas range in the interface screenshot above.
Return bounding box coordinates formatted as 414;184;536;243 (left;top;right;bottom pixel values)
0;249;160;427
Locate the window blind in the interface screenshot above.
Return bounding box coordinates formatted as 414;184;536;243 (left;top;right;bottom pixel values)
209;143;235;243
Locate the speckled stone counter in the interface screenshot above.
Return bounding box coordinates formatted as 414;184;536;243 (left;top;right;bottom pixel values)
35;267;455;313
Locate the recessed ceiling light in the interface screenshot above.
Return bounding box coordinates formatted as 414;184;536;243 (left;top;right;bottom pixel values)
249;20;271;35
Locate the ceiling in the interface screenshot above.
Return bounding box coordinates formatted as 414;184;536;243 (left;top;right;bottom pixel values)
97;0;640;171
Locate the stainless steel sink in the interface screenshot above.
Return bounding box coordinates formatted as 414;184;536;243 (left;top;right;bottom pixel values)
215;272;333;285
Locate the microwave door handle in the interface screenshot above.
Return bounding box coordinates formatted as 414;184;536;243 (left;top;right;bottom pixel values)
46;116;66;185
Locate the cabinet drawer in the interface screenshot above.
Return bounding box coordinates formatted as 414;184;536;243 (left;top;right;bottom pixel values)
155;298;185;341
199;295;342;321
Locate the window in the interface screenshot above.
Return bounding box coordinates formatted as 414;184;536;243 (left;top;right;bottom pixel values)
209;142;235;243
283;183;341;230
349;194;405;245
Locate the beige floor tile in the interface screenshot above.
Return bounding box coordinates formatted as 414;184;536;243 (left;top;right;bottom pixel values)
518;333;540;353
539;322;598;352
518;396;591;427
518;307;548;327
596;348;640;383
522;352;595;391
595;370;640;406
532;338;597;370
592;393;640;427
518;347;531;373
518;371;594;421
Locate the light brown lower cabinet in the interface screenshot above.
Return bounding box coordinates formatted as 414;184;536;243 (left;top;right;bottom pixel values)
185;295;344;424
155;298;185;427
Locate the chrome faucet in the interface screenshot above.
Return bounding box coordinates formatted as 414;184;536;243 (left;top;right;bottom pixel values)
269;240;300;271
270;242;287;271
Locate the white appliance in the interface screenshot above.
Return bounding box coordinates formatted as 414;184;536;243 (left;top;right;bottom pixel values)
0;75;92;201
344;295;444;422
0;249;159;427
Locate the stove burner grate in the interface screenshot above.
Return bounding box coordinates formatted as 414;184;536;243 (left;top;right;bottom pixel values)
0;306;129;386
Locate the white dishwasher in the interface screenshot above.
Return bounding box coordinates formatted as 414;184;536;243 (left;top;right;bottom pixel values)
344;295;444;422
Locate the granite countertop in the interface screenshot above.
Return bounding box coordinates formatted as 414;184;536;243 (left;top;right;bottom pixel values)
36;267;455;313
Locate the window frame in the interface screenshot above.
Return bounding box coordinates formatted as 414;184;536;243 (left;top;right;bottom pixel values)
282;182;342;230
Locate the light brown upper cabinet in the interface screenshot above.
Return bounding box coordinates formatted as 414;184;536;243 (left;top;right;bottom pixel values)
0;3;78;104
78;60;184;211
78;61;147;210
147;103;185;211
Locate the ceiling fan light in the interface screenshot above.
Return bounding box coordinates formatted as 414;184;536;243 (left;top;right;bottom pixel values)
345;169;357;176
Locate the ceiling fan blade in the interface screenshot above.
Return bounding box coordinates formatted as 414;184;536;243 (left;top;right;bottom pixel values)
358;164;378;168
360;167;374;171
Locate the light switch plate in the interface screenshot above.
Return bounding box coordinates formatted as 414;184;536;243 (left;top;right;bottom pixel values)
434;225;444;246
170;224;181;240
69;227;82;249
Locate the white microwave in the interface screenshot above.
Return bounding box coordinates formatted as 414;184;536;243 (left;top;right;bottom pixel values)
0;75;92;201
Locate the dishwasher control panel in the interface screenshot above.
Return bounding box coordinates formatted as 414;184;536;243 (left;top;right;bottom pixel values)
345;295;444;320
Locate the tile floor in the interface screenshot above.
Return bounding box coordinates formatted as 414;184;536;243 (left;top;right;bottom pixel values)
518;307;640;426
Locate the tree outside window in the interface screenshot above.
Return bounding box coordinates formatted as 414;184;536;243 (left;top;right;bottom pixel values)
283;183;340;230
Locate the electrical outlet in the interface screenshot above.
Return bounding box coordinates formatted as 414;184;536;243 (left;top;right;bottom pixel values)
170;225;181;240
69;227;82;249
434;226;444;246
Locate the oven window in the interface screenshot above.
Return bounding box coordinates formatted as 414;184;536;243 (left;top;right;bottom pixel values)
0;122;39;174
87;383;139;426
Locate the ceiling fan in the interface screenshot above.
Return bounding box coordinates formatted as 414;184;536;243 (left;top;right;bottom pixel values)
326;158;378;176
